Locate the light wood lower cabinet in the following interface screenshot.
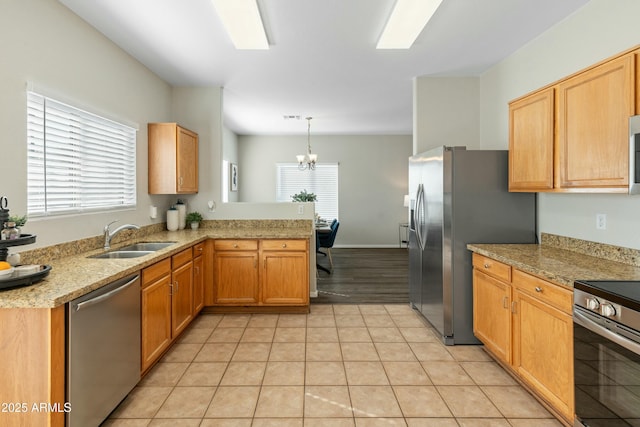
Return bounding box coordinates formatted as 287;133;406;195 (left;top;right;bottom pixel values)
511;269;574;421
213;239;260;304
171;248;194;337
193;242;205;314
472;255;512;364
262;239;309;305
472;253;574;423
212;238;309;308
141;258;172;372
141;244;199;373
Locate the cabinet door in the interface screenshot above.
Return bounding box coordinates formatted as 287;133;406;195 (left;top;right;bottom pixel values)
177;127;198;193
141;273;172;372
472;269;511;364
193;253;204;314
509;87;555;191
557;53;635;190
214;252;259;304
262;251;309;305
512;288;574;421
171;261;193;337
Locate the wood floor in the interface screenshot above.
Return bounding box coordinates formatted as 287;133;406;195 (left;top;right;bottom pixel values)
313;248;409;304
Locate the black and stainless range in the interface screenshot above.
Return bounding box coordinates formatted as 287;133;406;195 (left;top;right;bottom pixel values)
573;280;640;427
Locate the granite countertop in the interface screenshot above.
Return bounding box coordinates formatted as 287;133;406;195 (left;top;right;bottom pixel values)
468;237;640;290
0;222;312;309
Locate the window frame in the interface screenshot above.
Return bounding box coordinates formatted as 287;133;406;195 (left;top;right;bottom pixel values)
275;162;339;220
26;90;138;218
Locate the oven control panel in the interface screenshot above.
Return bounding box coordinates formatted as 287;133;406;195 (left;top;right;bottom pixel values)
575;289;622;321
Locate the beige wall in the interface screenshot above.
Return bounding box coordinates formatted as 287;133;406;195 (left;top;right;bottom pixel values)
0;0;174;248
237;135;412;247
479;0;640;249
413;76;480;155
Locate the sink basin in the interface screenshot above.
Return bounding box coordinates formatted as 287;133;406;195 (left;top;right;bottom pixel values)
117;241;176;252
89;250;154;259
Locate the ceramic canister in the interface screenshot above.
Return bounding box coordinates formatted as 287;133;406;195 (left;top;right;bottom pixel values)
167;209;179;231
176;203;186;230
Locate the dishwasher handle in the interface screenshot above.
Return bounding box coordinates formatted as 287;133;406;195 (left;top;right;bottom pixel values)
75;275;139;312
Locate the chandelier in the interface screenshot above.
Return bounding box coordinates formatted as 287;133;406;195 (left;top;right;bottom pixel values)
297;117;317;170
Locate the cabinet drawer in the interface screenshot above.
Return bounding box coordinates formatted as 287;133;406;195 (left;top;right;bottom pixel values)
512;269;572;314
193;242;205;257
172;248;192;269
472;254;511;283
142;258;171;287
215;240;258;251
261;239;307;251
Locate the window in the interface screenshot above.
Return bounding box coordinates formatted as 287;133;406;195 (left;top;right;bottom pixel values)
276;163;339;220
26;91;137;217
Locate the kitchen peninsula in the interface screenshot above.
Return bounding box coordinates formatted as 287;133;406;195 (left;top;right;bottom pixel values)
0;219;312;427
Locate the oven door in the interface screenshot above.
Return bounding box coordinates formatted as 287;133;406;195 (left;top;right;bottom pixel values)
573;306;640;427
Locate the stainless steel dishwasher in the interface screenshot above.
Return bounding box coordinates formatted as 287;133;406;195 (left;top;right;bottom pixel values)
67;273;141;427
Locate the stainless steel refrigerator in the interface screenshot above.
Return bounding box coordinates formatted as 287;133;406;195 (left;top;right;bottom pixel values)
408;146;536;345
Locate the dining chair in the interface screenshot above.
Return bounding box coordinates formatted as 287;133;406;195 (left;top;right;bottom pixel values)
318;220;339;271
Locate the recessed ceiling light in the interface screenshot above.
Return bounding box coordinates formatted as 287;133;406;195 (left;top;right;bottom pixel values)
211;0;269;50
283;115;301;120
377;0;444;49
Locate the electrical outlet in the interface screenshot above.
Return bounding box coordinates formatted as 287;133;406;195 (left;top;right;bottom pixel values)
298;205;304;215
596;214;607;230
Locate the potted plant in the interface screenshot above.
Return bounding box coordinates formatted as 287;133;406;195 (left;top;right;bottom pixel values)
185;211;203;230
291;190;317;202
7;214;27;235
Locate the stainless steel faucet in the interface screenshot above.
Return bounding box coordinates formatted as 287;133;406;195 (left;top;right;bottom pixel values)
104;220;140;250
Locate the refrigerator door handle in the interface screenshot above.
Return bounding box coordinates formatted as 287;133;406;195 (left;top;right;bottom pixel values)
415;184;426;251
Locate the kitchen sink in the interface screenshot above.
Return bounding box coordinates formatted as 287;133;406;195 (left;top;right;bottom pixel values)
88;241;176;259
117;241;176;252
89;250;154;259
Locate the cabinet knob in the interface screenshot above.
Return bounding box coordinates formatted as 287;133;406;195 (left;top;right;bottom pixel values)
198;247;203;252
535;286;543;293
483;263;490;269
282;243;287;248
233;243;238;248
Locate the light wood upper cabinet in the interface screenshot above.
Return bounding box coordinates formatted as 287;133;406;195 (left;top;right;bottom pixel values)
509;87;555;191
148;123;199;194
557;53;635;190
509;47;638;193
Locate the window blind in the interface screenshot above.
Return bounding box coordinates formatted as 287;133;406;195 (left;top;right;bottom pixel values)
27;91;137;217
276;163;339;220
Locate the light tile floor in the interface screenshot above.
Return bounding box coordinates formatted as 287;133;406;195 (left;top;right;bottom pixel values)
104;304;564;427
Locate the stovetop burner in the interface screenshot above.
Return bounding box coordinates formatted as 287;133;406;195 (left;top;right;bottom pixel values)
574;280;640;312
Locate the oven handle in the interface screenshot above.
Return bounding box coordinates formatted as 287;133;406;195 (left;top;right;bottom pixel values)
574;307;640;355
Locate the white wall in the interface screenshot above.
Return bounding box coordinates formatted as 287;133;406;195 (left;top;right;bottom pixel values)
413;76;480;155
237;135;412;247
0;0;174;248
479;0;640;249
222;125;239;203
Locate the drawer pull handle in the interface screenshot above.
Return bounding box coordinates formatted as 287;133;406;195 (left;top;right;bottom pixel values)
484;263;490;269
535;286;543;293
511;301;517;314
502;296;508;309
